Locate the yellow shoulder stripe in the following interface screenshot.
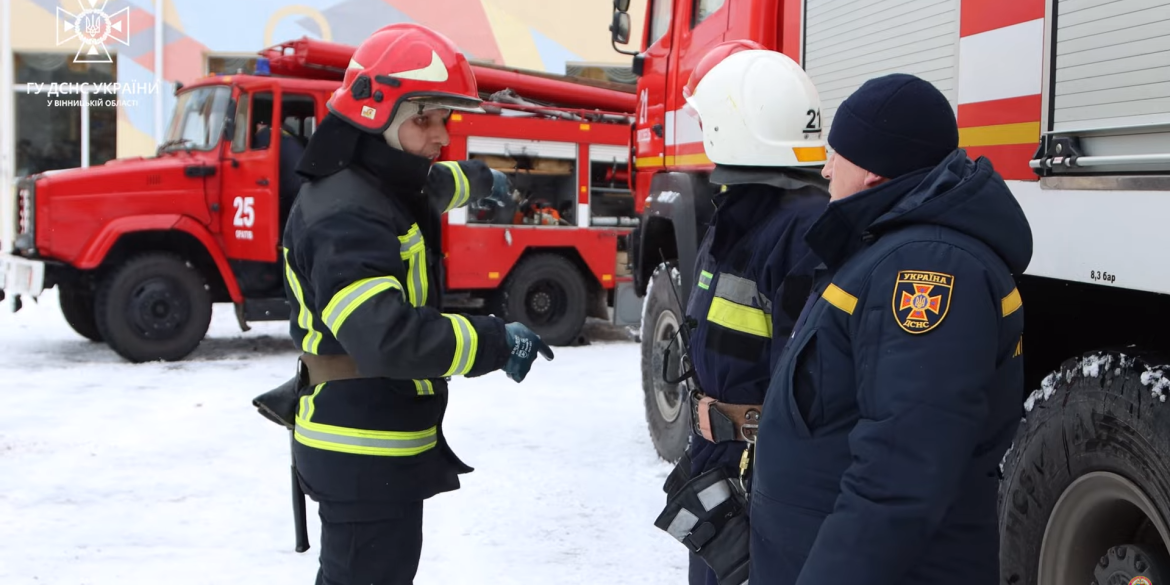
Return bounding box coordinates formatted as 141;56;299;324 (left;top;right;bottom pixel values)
822;283;857;315
1002;287;1022;317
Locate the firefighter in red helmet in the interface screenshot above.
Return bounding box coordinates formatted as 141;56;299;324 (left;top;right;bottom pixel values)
256;23;553;584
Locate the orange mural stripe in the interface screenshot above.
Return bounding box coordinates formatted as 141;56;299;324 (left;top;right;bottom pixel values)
396;0;503;64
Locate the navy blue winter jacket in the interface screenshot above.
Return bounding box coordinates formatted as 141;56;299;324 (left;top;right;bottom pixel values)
685;168;828;480
749;150;1032;585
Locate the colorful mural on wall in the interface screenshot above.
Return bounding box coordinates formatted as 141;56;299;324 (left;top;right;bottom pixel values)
9;0;643;158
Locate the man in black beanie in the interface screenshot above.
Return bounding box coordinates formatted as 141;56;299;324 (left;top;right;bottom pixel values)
747;73;1034;585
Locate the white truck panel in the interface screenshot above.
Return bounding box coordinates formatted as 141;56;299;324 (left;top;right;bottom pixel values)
466;137;578;160
1011;180;1170;295
804;0;959;136
589;144;629;163
1052;0;1170;132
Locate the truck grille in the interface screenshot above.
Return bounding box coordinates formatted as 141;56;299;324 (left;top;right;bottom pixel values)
14;179;35;253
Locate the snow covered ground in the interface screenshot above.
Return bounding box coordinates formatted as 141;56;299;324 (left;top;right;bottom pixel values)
0;289;687;584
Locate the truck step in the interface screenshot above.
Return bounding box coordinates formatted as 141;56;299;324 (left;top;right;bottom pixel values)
243;298;291;322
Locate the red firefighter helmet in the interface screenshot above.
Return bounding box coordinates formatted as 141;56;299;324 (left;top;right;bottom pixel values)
326;23;484;133
681;39;768;102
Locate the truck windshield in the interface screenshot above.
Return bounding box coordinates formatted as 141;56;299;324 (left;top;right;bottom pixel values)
161;85;232;152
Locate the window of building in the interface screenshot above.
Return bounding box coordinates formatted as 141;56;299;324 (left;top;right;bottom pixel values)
207;55;258;75
13;52;117;178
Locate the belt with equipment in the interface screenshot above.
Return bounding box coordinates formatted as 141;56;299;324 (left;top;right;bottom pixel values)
689;390;762;444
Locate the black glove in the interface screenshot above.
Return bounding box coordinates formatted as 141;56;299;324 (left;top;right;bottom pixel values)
503;322;554;382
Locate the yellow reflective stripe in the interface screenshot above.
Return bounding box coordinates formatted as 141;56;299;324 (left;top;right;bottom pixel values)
295;418;438;456
321;276;404;335
437;161;470;212
441;314;478;377
413;379;434;395
707;297;772;338
698;271;713;290
1002;287;1022;317
283;247;323;354
822;283;857;315
398;225;428;308
294;381;436;456
298;383;324;422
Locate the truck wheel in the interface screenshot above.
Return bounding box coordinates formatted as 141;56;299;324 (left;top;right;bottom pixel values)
999;350;1170;585
94;253;213;363
59;284;103;342
640;262;691;463
495;253;587;347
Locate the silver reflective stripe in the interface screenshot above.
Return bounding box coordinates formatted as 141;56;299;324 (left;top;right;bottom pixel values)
400;228;423;251
399;227;425;307
322;277;401;333
294;425;436;451
699;271;713;289
714;273;771;313
408;257;425;306
666;508;700;541
448;315;473;375
697;480;732;512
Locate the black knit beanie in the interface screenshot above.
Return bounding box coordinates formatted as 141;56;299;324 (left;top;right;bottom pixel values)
827;73;958;179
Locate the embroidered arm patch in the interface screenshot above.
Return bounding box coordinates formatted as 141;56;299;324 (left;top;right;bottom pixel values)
891;270;954;334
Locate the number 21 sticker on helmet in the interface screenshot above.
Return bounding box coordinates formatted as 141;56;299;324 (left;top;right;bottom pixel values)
683;47;828;168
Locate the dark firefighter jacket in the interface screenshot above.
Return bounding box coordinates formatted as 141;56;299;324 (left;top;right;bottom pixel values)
684;166;828;483
748;149;1033;585
282;115;511;504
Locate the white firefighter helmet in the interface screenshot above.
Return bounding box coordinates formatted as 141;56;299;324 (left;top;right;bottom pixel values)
683;49;827;167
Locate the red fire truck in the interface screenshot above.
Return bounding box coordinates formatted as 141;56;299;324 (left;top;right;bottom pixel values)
0;37;640;363
608;0;1170;582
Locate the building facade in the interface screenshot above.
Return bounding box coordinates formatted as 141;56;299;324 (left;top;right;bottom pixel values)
0;0;642;191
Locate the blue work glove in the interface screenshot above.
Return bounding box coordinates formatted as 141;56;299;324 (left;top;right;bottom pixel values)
488;169;513;207
503;322;555;382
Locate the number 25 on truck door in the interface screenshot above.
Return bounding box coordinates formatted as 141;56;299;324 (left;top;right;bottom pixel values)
233;196;255;228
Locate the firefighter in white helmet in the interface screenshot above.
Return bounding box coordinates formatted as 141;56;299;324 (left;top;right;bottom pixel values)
652;44;830;585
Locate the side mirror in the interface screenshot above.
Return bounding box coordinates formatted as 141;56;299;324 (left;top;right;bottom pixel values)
614;0;630;12
610;12;631;45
